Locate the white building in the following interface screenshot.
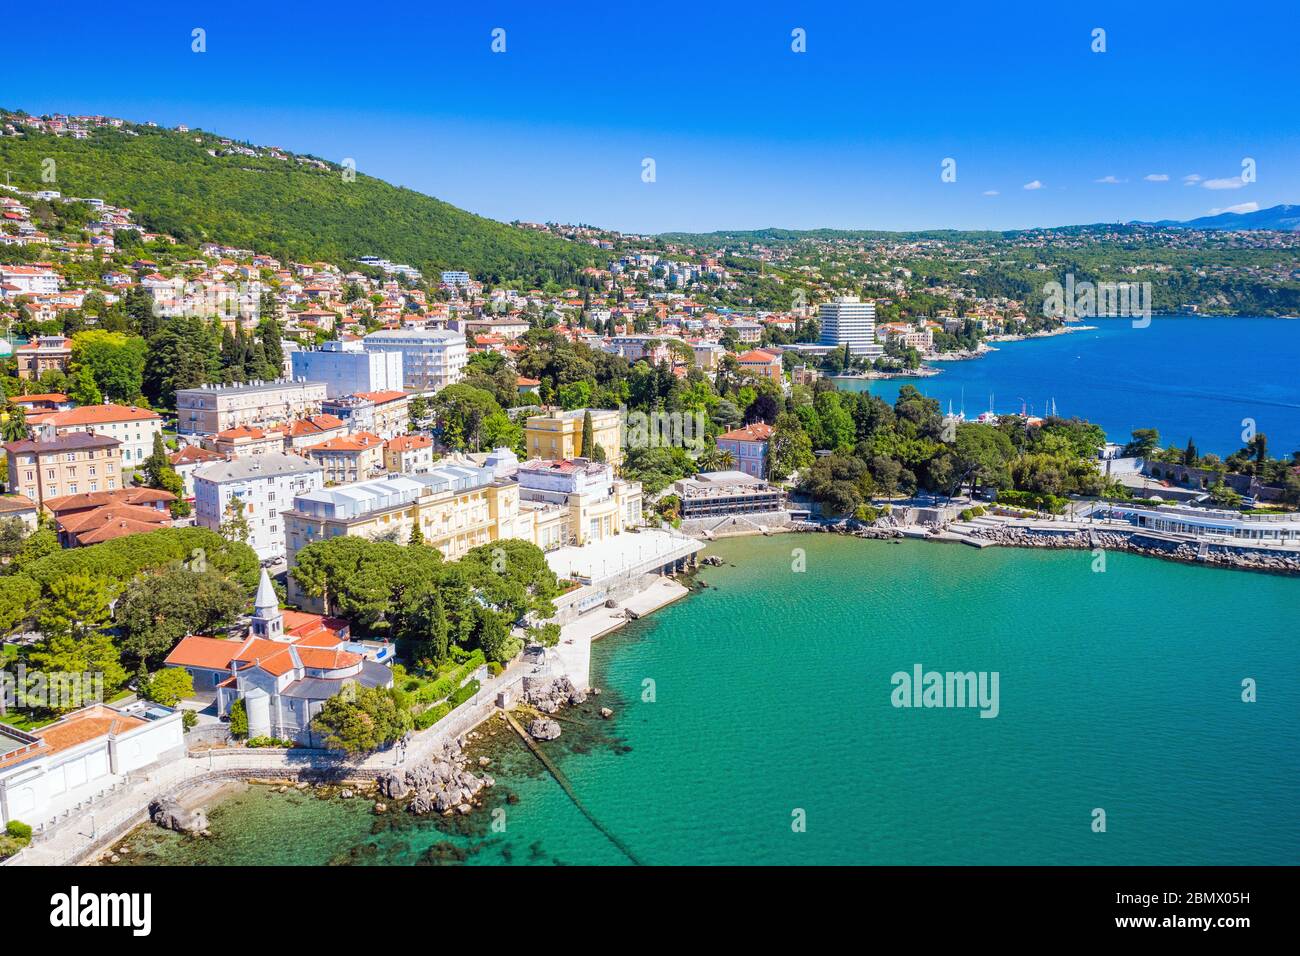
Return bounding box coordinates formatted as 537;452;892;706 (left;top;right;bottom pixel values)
362;328;467;392
29;404;164;467
290;340;404;398
817;295;882;357
193;452;323;561
0;703;185;831
0;265;59;296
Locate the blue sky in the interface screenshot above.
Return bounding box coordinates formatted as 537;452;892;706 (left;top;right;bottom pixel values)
2;1;1297;233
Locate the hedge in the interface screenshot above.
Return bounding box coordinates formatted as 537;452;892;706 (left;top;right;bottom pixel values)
995;490;1068;514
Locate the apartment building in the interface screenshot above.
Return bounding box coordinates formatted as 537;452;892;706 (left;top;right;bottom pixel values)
193;452;323;562
28;403;163;467
0;264;59;295
736;349;783;382
525;408;623;470
3;432;122;507
362;328;467;392
205;425;287;458
321;390;410;440
175;380;328;436
289;339;404;398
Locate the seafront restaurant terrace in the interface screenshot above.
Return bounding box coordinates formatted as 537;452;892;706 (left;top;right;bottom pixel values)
672;470;785;519
1097;502;1300;547
544;527;704;621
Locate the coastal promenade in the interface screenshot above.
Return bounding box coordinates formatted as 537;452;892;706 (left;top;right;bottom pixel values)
5;575;691;866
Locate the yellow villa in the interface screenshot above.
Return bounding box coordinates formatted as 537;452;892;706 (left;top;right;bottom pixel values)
524;408;622;470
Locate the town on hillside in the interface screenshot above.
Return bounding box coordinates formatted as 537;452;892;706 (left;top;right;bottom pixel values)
0;109;1298;868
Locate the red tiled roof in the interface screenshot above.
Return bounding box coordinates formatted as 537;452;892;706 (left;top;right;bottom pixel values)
306;431;383;453
717;423;773;443
385;435;432;451
352;390;407;404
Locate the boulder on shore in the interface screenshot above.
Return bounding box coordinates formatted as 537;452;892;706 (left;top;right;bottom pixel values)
522;674;587;712
149;797;209;835
527;718;562;741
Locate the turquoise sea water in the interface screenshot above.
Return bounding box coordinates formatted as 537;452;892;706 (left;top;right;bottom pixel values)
834;317;1300;455
116;537;1300;866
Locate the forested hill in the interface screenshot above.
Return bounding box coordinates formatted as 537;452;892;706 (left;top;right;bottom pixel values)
0;113;597;285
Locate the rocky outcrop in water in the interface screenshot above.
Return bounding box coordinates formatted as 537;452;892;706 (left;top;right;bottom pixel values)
522;675;587;714
378;741;495;816
149;798;209;835
527;718;562;741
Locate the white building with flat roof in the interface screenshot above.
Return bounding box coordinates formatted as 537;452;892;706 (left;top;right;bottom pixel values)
817;295;882;357
362;328;467;392
0;702;185;832
193;452;323;561
290;340;403;398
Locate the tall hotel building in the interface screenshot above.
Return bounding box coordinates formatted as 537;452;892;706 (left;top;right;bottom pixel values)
818;296;883;357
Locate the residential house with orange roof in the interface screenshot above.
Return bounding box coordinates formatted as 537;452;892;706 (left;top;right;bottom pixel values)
736;348;784;382
205;425;286;459
164;570;393;744
168;443;227;498
56;502;172;547
384;434;435;474
43;486;175;539
0;702;185;830
304;431;385;484
11;393;71;413
716;422;774;479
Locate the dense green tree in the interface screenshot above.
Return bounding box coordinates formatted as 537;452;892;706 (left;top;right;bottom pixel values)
116;567;247;668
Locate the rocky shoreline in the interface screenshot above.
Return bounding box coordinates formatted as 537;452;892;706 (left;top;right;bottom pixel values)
379;740;496;816
960;524;1300;574
787;518;1299;574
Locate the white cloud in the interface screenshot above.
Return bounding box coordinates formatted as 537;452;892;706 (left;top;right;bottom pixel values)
1183;174;1202;186
982;189;999;196
1094;175;1125;184
1022;180;1044;190
1203;176;1248;190
1144;173;1169;182
1208;202;1259;215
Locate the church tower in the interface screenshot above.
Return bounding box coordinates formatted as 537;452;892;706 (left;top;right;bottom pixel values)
250;568;286;641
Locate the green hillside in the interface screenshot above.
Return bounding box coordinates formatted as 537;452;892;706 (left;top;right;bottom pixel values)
0;113;596;285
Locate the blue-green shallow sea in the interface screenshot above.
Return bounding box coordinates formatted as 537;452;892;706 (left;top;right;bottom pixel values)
114;536;1300;865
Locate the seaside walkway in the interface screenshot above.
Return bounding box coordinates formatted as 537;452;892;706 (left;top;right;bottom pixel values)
7;578;691;866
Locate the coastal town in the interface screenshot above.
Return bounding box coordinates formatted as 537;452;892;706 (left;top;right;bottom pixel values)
0;109;1298;869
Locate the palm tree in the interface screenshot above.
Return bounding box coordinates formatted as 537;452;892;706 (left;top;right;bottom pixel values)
0;404;29;442
697;447;735;472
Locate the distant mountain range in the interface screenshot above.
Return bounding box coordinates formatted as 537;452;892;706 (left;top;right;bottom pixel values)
1132;204;1300;232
